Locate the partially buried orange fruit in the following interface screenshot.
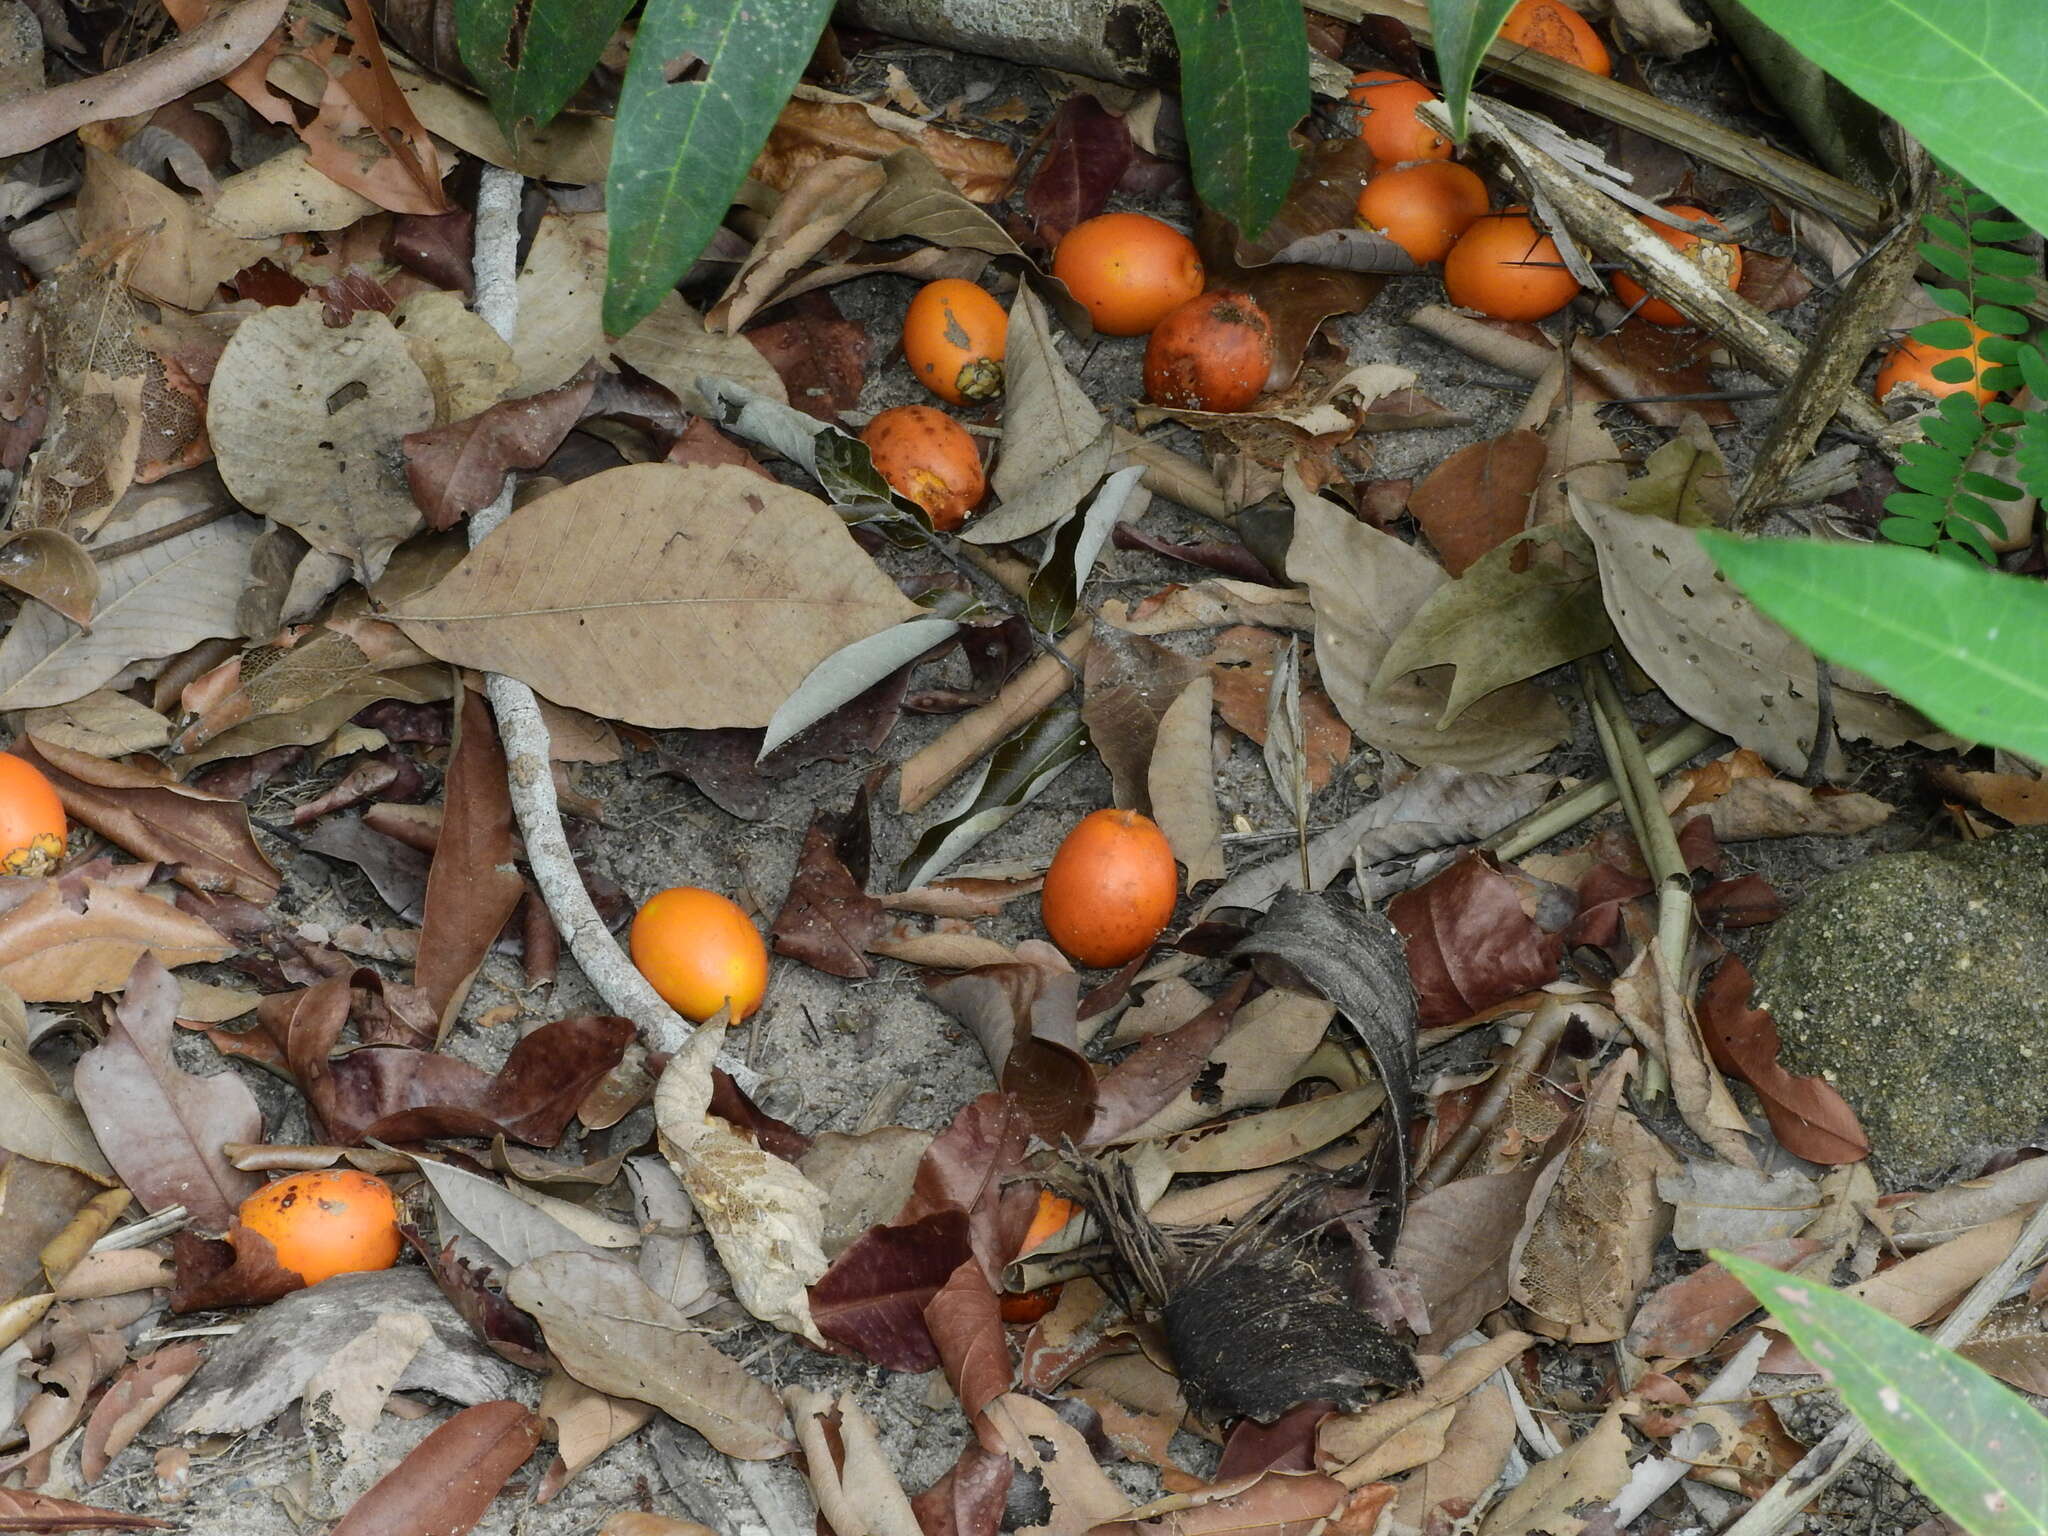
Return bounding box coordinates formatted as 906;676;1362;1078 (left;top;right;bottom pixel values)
1443;208;1581;321
1498;0;1612;75
1143;290;1275;413
1041;809;1178;969
0;754;65;876
1052;213;1205;336
630;885;769;1022
902;279;1007;405
1611;205;1743;328
1356;160;1491;264
861;405;985;530
238;1170;400;1287
1874;322;1999;407
1347;72;1452;166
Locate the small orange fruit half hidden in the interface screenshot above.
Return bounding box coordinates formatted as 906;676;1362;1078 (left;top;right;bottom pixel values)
861;405;986;530
1348;72;1452;166
630;886;769;1022
1143;290;1275;414
1875;321;1999;407
902;279;1007;405
1443;208;1581;322
0;754;65;876
1498;0;1613;75
238;1170;400;1287
1611;205;1743;328
1052;213;1206;337
1357;160;1491;265
1041;809;1178;968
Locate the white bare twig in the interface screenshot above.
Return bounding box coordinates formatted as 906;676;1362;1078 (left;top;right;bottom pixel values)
467;164;759;1093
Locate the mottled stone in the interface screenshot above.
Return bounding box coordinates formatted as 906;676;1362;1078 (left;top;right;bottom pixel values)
1754;828;2048;1183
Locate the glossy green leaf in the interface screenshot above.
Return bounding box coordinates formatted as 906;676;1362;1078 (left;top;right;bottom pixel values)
604;0;834;337
1699;532;2048;756
455;0;634;138
1720;1252;2048;1536
1155;0;1308;237
1726;0;2048;242
1428;0;1519;141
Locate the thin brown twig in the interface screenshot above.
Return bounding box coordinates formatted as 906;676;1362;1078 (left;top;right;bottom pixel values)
87;504;235;561
1413;996;1572;1193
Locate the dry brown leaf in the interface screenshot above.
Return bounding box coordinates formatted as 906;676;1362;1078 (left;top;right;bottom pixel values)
536;1369;657;1501
18;689;170;757
0;528;100;629
302;1310;432;1464
390;463;919;728
786;1386;923;1536
1319;1330;1529;1476
327;1398;539;1536
710;156;889;334
982;1392;1131;1532
758;89;1015;202
1147;674;1224;887
76;143;270;311
208;299;434;581
80;1341;203;1483
1102;580;1317;636
1392;1380;1516;1528
1849;1213;2023;1327
0;878;233;1002
1480;1397;1633;1536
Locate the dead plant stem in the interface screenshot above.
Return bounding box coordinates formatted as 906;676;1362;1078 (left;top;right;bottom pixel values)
1486;722;1720;862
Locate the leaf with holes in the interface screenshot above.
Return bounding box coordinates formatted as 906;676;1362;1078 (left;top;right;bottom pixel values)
455;0;635;137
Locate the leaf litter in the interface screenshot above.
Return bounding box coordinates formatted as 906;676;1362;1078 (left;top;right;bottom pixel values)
0;6;2028;1535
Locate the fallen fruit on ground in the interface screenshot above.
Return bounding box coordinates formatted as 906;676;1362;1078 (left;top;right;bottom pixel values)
0;753;66;876
1356;160;1492;264
1875;321;1999;406
1041;808;1179;968
902;279;1007;405
1143;290;1276;412
1443;207;1581;321
1499;0;1613;74
630;885;770;1022
237;1171;401;1287
1348;72;1453;165
999;1285;1063;1324
1052;212;1206;336
1612;204;1743;327
861;405;986;530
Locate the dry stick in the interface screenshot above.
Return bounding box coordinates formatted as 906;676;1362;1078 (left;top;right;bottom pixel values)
465;165;757;1092
1430;97;1893;441
86;505;238;562
898;623;1093;814
1412;995;1572;1194
1406;304;1557;383
1721;1191;2048;1536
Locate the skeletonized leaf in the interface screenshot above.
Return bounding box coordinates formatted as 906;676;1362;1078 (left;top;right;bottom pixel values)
390;463;920;728
760;619;959;759
899;705;1089;889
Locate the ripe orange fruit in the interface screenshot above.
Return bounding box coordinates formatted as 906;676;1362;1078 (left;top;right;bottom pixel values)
1356;160;1491;264
0;754;66;876
238;1170;400;1286
902;279;1007;405
1041;809;1178;968
1498;0;1612;75
1443;208;1581;321
999;1285;1064;1324
1611;205;1743;328
1142;290;1275;413
1875;322;1999;407
861;405;986;530
1020;1189;1081;1254
630;886;769;1022
1052;213;1205;337
1348;72;1452;166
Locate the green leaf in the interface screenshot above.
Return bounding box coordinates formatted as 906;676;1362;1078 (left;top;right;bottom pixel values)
455;0;635;138
1929;286;1975;316
1933;355;1984;384
1973;218;2035;243
1699;533;2048;756
1924;215;1969;248
1977;304;2032;335
1974;276;2038;308
2021;345;2048;396
1427;0;1519;141
1718;1253;2048;1536
1154;0;1308;237
603;0;835;337
1922;245;1970;282
1878;514;1941;546
1913;318;1976;348
1729;0;2048;242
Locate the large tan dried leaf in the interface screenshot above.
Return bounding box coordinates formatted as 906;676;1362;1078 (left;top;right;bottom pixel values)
18;689;171;757
0;981;116;1181
787;1386;923;1536
612;291;788;419
0;879;233;1002
709;156;890;335
1120;989;1335;1139
390;463;919;729
302;1310;431;1465
537;1370;656;1501
759;88;1016;203
655;1017;830;1345
211;144;381;236
1509;1052;1675;1343
992;285;1106;510
1147;675;1224;887
1479;1397;1633;1536
982;1393;1131;1534
76;143;269;311
506;1249;793;1459
1285;469;1567;773
392;291;518;426
508;211;606;396
208;299;434;581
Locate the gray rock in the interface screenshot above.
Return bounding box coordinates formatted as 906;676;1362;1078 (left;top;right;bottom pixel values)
1754;827;2048;1184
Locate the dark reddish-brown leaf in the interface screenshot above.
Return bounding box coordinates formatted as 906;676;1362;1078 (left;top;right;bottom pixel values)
328;1398;541;1536
398;1225;551;1371
1699;955;1869;1163
708;1067;814;1159
1217;1400;1332;1479
1356;478;1413;529
1697;873;1785;929
904;617;1033;715
1027;94;1134;247
1111;523;1278;584
79;1342;204;1483
418;689;526;1035
406;367;602;530
0;1489;173;1529
1202;626;1353;792
1406;430;1545;576
1087;972;1251;1142
665;415;774;476
745;291;867;423
1736;250;1813;314
770;780;884;978
899;1091;1040;1283
386;207;473;294
13;739;279;902
1386;854;1561;1027
926;961;1097;1144
911;1440;1014;1536
290;750;427;826
1575;319;1735;429
169;1223;307;1312
1626;1237;1824;1362
925;1257;1012;1448
809;1209;973;1370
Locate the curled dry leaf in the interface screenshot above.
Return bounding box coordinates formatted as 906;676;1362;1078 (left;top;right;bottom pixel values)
77;142;270;313
927;951;1096;1145
0;527;97;628
759;89;1015;203
0;979;115;1181
1205;626;1352;792
0;876;233;1003
770;784;886;980
1698;955;1869;1164
390;463;919;729
1147;673;1225;887
79;1340;203;1483
786;1387;924;1536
